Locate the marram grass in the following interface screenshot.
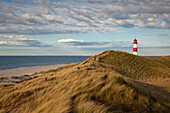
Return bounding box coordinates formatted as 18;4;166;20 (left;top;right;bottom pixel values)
0;50;169;113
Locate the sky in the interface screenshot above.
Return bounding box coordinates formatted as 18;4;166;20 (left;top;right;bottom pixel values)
0;0;170;56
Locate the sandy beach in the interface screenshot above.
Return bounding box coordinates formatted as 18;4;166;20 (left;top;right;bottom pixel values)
0;64;73;77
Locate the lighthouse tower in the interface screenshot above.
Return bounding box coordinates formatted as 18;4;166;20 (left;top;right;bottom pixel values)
133;38;138;55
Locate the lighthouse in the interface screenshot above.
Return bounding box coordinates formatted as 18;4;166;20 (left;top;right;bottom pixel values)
133;38;138;55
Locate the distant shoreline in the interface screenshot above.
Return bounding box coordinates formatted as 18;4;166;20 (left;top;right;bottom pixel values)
0;56;90;70
0;63;73;77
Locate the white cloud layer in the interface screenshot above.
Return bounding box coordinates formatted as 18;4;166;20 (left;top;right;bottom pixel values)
0;0;169;35
58;38;170;49
58;39;84;43
58;39;132;48
0;35;52;47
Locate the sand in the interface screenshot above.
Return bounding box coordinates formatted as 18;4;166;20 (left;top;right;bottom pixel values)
0;64;73;77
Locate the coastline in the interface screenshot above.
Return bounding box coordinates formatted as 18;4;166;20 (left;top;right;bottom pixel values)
0;63;73;77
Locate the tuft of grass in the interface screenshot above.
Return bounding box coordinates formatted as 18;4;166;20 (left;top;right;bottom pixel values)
23;75;30;77
19;77;32;83
32;72;39;75
11;80;21;83
32;76;38;79
0;77;8;81
11;76;20;79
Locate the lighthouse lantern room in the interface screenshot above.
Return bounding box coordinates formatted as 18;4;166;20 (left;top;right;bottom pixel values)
133;38;138;55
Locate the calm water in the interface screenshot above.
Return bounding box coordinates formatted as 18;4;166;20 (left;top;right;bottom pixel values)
0;56;90;70
0;56;162;70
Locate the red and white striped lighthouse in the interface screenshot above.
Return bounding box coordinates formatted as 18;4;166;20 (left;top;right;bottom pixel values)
133;38;138;55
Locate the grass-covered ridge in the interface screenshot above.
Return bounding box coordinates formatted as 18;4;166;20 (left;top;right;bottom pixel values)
85;50;170;79
0;50;169;113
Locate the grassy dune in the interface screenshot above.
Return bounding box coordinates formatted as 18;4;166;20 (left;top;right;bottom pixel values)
0;50;169;113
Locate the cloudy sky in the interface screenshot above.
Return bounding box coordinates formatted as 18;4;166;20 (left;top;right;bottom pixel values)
0;0;170;56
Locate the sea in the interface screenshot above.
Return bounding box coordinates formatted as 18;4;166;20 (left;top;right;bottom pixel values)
0;56;91;70
0;56;162;71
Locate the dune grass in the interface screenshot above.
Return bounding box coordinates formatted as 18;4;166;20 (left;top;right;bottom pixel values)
92;50;170;79
0;77;8;81
11;76;20;79
36;63;79;74
0;50;169;113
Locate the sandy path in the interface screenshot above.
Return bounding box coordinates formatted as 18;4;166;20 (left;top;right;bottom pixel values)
0;64;73;77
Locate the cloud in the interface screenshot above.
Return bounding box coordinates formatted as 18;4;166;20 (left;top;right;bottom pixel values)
0;41;9;45
0;0;169;35
140;44;170;48
0;35;52;47
58;39;131;48
58;38;170;49
58;39;84;43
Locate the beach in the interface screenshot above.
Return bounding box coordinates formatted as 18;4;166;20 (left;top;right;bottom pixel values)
0;64;73;77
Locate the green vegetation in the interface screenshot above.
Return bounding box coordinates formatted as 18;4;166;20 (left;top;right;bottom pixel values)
0;50;169;113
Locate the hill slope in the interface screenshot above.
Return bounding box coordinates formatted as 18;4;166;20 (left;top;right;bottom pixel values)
0;50;170;113
84;50;170;79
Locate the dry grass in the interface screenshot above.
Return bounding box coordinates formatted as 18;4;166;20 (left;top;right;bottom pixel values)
37;63;79;74
0;50;169;113
0;77;8;81
93;50;170;79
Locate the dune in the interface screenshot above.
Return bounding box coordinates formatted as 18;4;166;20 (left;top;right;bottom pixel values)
0;50;169;113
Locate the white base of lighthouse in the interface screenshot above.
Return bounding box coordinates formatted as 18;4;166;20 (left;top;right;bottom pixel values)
133;52;138;55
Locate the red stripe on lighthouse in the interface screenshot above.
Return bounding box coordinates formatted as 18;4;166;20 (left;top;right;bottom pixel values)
133;48;137;52
133;42;137;44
